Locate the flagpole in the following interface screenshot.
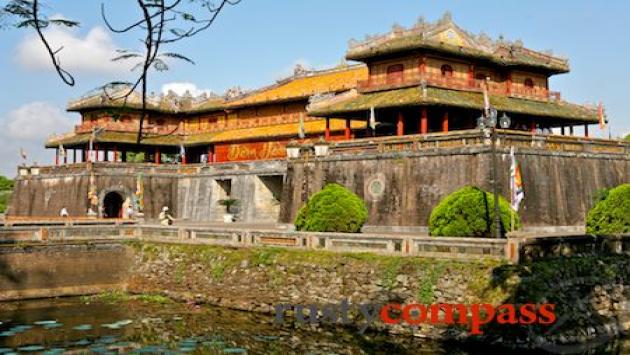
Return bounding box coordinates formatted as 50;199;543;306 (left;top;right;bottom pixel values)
510;146;515;233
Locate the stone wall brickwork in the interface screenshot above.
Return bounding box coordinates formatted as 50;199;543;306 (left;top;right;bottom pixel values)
280;146;630;230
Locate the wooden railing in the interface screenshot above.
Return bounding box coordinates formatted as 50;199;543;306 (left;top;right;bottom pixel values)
357;72;558;102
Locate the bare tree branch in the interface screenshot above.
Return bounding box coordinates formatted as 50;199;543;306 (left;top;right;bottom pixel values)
101;0;240;143
3;0;80;86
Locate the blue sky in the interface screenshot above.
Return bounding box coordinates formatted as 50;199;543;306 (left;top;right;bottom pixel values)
0;0;629;176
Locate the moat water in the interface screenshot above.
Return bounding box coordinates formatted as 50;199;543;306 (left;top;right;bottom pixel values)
0;297;626;354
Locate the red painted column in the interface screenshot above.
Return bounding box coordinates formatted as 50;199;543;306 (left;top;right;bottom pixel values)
530;121;537;133
325;118;331;140
561;126;565;135
103;148;109;162
55;148;59;166
73;149;77;164
441;111;449;133
420;108;428;134
344;118;351;140
397;111;404;136
113;146;118;162
569;125;574;136
208;145;214;163
419;56;426;74
155;147;161;165
94;144;98;162
584;124;589;138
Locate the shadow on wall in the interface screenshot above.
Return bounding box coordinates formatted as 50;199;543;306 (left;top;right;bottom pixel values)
456;254;630;353
0;257;22;286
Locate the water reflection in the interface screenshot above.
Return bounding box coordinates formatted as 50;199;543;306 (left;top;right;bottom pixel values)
0;298;626;354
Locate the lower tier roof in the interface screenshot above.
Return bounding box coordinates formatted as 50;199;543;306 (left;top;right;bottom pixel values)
46;118;367;148
307;87;599;122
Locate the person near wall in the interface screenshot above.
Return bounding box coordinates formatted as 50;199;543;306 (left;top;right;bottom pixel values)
159;206;175;226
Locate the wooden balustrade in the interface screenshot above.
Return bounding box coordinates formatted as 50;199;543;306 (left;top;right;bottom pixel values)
358;72;555;101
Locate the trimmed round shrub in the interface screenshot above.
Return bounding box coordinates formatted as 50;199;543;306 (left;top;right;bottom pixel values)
295;183;368;233
586;184;630;235
429;186;520;237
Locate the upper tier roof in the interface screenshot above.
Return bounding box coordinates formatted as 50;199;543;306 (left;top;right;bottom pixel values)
346;12;569;74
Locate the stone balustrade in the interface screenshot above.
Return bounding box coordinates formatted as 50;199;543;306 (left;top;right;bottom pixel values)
0;225;627;264
289;130;630;160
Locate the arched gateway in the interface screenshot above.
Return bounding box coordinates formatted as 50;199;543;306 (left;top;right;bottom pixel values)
102;191;123;219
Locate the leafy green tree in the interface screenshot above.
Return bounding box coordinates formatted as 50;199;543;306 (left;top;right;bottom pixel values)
0;191;9;213
0;176;13;191
586;184;630;234
295;183;368;233
0;176;13;214
429;186;520;237
624;133;630;142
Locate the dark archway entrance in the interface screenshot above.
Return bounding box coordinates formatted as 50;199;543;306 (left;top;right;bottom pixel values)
103;192;123;218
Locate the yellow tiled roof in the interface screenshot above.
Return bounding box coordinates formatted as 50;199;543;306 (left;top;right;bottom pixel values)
226;65;368;108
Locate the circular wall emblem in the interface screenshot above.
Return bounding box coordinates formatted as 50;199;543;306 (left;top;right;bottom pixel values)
365;174;386;201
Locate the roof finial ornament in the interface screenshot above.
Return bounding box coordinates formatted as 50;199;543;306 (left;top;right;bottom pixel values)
415;15;426;27
439;11;453;25
294;63;308;77
224;86;243;100
391;22;404;35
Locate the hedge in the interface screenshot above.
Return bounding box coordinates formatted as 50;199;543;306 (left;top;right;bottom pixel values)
429;186;520;237
586;184;630;235
0;191;10;214
295;183;368;233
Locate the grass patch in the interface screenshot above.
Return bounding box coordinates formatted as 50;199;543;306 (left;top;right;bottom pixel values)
380;258;403;291
83;291;172;305
416;261;447;304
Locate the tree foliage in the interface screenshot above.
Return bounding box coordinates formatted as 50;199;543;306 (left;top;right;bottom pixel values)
586;184;630;235
295;183;368;233
0;176;14;214
429;186;520;237
0;176;13;191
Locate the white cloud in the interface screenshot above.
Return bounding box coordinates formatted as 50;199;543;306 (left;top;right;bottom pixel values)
14;26;131;75
0;102;75;176
3;102;73;140
161;82;213;97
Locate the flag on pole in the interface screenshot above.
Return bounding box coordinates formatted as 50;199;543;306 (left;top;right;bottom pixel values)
510;146;524;211
369;106;377;130
598;102;606;129
298;113;305;139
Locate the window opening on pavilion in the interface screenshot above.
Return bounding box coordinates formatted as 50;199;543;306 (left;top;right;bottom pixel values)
524;78;534;89
386;64;404;84
441;64;454;78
